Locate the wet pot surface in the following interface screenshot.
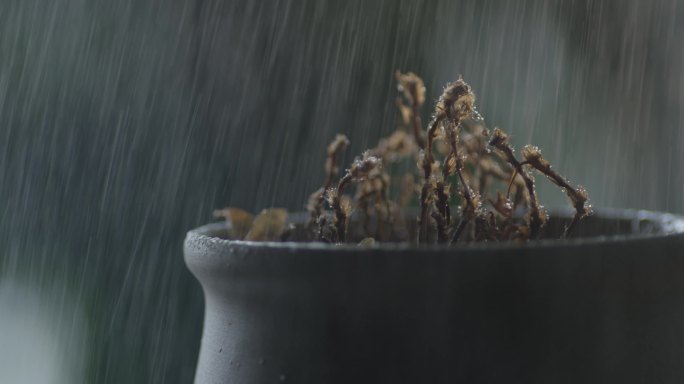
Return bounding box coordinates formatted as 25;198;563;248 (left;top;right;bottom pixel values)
185;209;684;384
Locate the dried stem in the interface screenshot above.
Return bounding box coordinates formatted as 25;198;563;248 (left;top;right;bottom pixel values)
327;154;382;243
411;104;425;148
521;145;591;238
489;128;544;239
419;77;477;244
431;211;449;242
324;135;350;189
435;78;477;244
355;171;392;240
444;124;472;244
436;129;458;228
436;182;451;223
451;168;478;243
330;174;352;242
396;71;426;149
432;134;455;242
418;117;444;243
308;135;349;229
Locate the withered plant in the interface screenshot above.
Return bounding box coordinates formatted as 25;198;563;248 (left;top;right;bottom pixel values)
306;134;350;229
217;71;591;245
325;153;382;242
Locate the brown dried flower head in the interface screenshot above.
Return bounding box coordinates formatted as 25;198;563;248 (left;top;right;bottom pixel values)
327;134;350;156
488;127;510;148
349;152;382;180
521;145;550;169
396;71;426;107
385;130;416;157
436;77;475;123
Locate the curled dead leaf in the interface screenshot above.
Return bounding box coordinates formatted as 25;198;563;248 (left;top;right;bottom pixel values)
358;237;376;247
213;208;254;240
244;208;288;241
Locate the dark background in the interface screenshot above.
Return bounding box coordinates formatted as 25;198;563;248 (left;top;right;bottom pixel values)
0;0;683;382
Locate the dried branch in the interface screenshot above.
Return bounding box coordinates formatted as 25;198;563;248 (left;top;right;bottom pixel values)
521;145;591;238
432;131;456;241
431;210;449;243
419;78;477;244
474;211;500;242
307;134;350;230
434;78;477;243
327;153;382;242
490;192;514;218
450;179;481;243
418;117;443;243
488;128;545;239
355;170;392;240
396;71;426;149
324;135;351;189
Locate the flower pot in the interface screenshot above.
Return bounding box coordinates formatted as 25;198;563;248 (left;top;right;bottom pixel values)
185;208;684;383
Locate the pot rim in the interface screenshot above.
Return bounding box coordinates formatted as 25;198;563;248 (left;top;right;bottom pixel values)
186;207;684;253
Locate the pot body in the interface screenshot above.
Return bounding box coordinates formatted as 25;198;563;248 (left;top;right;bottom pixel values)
185;210;684;384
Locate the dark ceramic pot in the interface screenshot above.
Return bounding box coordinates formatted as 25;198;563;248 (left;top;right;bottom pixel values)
185;209;684;384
